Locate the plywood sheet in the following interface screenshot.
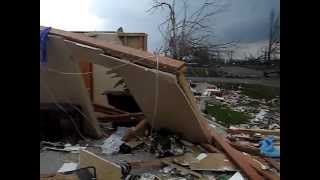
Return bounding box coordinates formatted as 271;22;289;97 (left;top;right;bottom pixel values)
40;36;102;138
79;150;122;180
65;41;210;143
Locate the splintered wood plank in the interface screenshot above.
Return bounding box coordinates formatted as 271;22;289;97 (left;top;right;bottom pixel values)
263;157;280;171
209;130;265;180
42;26;185;73
79;150;122;180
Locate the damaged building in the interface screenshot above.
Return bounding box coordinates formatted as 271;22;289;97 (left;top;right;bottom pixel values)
40;26;280;180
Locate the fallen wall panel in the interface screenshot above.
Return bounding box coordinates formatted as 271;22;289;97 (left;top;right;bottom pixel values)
40;36;102;138
65;40;211;143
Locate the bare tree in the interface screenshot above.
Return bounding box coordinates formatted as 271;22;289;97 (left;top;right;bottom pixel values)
148;0;234;62
267;9;280;61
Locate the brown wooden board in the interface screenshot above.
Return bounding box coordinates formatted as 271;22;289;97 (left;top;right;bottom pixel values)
78;60;93;100
208;130;265;180
263;157;280;171
42;27;185;73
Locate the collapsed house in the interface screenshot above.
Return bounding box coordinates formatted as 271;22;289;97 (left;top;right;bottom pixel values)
40;27;279;180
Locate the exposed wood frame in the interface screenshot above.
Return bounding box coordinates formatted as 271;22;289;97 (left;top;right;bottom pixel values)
42;26;185;74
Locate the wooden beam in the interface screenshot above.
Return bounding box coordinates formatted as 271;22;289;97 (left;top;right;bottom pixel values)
227;128;280;136
229;142;262;157
42;27;185;74
209;130;265;180
122;119;149;142
201;143;221;153
263;157;280;171
244;155;280;180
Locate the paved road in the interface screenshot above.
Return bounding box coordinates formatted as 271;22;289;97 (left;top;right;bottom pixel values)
187;77;280;88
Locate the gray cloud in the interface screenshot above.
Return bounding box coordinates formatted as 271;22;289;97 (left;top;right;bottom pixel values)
91;0;279;51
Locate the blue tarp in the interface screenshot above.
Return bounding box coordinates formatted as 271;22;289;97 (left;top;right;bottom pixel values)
40;27;51;65
259;135;280;158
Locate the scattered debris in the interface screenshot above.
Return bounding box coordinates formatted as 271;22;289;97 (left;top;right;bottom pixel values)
40;28;280;180
139;173;160;180
57;163;79;173
161;159;203;178
150;129;185;158
101;135;123;154
41;143;86;153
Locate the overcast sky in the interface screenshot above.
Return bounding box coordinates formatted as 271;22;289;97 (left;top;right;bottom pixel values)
40;0;279;58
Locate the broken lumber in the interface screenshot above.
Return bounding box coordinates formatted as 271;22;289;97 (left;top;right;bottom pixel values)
122;119;149;142
237;152;280;180
43;27;185;74
227;128;280;136
209;130;265;180
229;142;262;157
201;143;221;153
263;158;280;171
244;156;280;180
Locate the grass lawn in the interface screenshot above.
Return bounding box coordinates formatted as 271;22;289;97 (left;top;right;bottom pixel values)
190;68;208;77
215;82;280;100
240;84;279;100
206;104;251;127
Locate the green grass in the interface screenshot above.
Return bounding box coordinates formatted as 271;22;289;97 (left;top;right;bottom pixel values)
206;104;251;127
240;84;279;100
190;68;208;77
215;82;280;100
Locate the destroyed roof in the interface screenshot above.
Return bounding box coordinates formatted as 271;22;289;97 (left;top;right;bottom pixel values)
40;26;185;74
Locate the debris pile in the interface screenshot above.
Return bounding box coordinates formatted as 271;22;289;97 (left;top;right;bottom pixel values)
193;82;280;130
40;27;280;180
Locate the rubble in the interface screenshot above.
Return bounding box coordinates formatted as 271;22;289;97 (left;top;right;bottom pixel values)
150;129;185;158
193;82;280;130
40;27;280;180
